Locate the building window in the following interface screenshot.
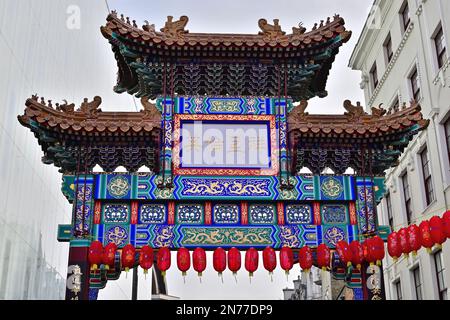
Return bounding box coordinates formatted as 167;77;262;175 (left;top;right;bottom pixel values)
391;96;400;112
401;1;411;32
412;266;423;300
402;173;412;224
420;147;435;206
434;250;448;300
435;26;447;69
385;34;394;63
394;279;403;300
371;62;379;90
445;117;450;164
386;192;394;230
410;67;421;101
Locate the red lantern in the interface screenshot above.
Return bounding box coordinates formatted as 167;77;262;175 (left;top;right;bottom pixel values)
245;248;259;280
102;242;117;270
316;244;331;271
299;246;313;272
419;220;434;253
443;211;450;238
262;247;277;279
371;236;385;266
228;247;241;279
387;232;402;262
362;239;374;264
430;216;446;248
177;248;190;278
335;241;353;268
279;247;294;276
407;225;421;256
349;241;364;270
157;247;171;278
213;248;227;280
139;245;153;275
193;247;207;280
121;244;136;273
88;241;103;271
398;228;411;257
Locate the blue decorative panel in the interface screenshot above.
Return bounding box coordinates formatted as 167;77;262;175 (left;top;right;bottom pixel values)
356;178;376;237
175;176;276;199
321;204;348;225
294;175;315;200
323;225;346;247
139;204;166;224
176;204;203;224
152;225;176;248
285;204;313;224
94;174;360;201
249;204;275;224
279;225;301;247
176;96;276;115
103;225;130;248
103;204;129;223
213;204;239;224
107;175;131;199
135;224;153;247
320;176;344;200
74;175;94;235
176;226;277;248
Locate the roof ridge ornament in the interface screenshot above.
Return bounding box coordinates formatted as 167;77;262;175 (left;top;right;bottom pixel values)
289;100;309;122
160;15;189;39
78;96;102;118
292;22;306;35
258;18;286;41
343;100;366;121
140;96;161;122
371;104;387;118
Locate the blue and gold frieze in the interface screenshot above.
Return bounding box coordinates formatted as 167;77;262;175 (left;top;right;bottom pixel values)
155;96;294;115
96;223;334;249
173;176;278;200
92;174;361;201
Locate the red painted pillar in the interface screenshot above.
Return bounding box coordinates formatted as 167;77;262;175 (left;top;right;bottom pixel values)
65;244;90;300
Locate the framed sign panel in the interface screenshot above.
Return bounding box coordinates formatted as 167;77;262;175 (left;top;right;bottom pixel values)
173;114;279;176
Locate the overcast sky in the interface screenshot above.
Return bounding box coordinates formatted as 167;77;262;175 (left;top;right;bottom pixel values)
100;0;373;300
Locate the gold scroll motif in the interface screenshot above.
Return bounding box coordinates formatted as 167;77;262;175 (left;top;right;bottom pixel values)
227;182;268;195
210;100;239;112
184;180;224;195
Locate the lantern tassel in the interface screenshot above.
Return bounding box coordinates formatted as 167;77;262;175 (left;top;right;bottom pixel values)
270;272;273;282
426;248;432;254
285;270;289;282
199;272;202;283
234;272;237;283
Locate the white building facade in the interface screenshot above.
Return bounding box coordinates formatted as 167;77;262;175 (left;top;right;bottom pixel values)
350;0;450;300
0;0;152;299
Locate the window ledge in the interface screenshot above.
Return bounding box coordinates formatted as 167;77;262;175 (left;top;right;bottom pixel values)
432;58;450;88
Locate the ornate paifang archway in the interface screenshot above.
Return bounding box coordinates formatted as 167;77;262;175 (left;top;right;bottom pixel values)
18;12;428;300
